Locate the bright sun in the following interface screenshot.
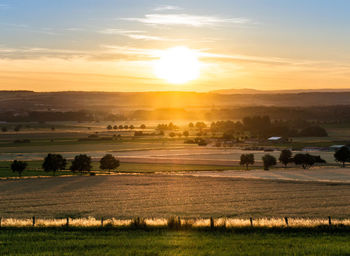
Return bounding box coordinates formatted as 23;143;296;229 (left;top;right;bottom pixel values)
154;46;200;84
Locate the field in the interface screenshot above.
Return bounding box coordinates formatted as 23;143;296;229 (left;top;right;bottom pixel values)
1;175;350;219
1;228;350;255
1;121;350;255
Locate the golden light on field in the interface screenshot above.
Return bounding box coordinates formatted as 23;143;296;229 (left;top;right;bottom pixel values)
154;46;200;84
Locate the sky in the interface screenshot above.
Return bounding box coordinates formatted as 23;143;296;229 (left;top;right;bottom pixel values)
1;0;350;92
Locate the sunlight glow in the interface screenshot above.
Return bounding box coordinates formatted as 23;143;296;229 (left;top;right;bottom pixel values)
154;46;200;84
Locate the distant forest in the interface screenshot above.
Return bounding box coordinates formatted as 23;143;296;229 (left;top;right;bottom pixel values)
2;105;350;122
1;91;350;122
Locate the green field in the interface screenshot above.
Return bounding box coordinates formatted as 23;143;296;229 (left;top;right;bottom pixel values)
1;228;350;255
0;160;235;178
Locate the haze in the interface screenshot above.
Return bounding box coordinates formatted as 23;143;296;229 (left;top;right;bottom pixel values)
1;0;350;92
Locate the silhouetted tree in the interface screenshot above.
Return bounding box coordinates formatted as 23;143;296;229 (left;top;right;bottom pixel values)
183;131;189;137
279;149;292;167
298;126;328;137
100;154;120;174
189;122;194;128
130;125;135;129
240;154;255;170
262;154;277;170
334;146;350;167
42;154;67;176
293;153;325;169
11;160;27;177
107;125;113;130
140;124;146;129
70;154;92;174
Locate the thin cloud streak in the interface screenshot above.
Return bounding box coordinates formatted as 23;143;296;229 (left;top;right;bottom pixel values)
1;45;350;76
99;28;184;41
153;5;183;11
121;14;251;27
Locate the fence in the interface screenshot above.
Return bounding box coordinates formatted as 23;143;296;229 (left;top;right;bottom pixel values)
0;216;347;229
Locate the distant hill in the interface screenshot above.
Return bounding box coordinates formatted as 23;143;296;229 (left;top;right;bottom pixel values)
211;88;350;94
1;90;350;113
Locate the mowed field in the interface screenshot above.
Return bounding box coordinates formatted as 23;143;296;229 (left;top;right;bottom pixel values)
1;175;350;219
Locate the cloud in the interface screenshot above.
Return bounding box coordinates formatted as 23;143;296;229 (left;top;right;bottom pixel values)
153;5;182;11
121;14;251;27
0;3;9;9
99;29;181;41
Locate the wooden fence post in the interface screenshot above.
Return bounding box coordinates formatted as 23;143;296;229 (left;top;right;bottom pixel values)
0;217;2;228
250;217;253;227
101;218;104;227
32;216;36;227
178;217;181;228
66;217;69;227
328;216;332;226
284;217;289;227
210;217;214;229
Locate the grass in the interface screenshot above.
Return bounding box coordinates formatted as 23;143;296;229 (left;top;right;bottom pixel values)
1;228;350;255
0;160;236;178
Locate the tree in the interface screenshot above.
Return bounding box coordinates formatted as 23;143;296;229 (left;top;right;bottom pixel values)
100;154;120;174
298;126;328;137
14;125;21;132
140;124;146;129
240;154;255;170
189;122;194;128
279;149;292;167
113;125;118;130
107;125;113;130
169;132;176;138
42;154;67;176
130;125;135;129
11;160;27;177
334;146;350;167
262;154;277;170
183;131;189;137
1;127;7;132
119;125;124;129
70;154;92;174
293;153;325;169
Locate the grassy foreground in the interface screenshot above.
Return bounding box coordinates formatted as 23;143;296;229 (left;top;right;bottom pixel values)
1;228;350;255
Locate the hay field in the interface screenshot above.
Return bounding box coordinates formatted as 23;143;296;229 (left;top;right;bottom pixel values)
1;175;350;219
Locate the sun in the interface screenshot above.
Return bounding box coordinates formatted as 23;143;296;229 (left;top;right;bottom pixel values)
154;46;200;84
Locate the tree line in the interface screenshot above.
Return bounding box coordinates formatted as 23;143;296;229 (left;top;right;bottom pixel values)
10;154;120;177
240;146;350;170
240;149;330;170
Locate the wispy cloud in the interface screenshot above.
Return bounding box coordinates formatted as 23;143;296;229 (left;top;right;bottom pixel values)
153;5;182;11
99;28;182;41
0;3;9;10
121;14;251;27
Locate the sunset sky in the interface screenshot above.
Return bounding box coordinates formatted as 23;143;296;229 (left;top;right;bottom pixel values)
1;0;350;92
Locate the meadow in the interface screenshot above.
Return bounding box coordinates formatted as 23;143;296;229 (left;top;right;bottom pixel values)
1;227;350;255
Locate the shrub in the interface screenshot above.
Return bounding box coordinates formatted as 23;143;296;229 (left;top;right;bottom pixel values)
298;126;328;137
262;154;277;170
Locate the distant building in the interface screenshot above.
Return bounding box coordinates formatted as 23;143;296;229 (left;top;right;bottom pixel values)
267;137;288;143
329;145;350;151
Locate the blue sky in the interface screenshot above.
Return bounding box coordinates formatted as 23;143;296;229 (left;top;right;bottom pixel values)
1;0;350;91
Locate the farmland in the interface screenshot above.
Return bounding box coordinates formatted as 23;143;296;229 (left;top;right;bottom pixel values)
2;228;350;255
1;175;350;219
